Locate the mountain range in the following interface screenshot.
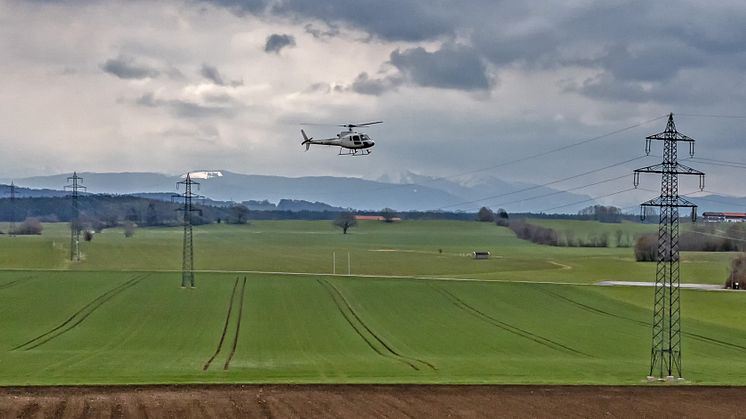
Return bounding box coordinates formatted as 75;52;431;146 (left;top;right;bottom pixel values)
1;170;743;213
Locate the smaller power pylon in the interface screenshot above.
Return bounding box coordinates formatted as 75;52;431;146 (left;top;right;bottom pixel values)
8;181;16;237
173;173;203;288
65;172;86;261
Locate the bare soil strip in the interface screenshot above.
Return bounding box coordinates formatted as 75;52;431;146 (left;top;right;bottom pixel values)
223;276;247;370
203;277;240;371
318;279;435;371
1;384;745;418
431;284;589;357
12;275;146;351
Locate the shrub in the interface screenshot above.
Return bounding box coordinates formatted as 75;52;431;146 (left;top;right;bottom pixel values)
635;233;658;262
726;254;746;289
123;222;136;238
14;218;43;235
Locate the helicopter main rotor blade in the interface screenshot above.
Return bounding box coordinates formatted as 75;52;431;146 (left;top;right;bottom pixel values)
338;121;383;128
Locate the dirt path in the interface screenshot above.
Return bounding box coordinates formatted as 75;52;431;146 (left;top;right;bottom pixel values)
1;384;744;418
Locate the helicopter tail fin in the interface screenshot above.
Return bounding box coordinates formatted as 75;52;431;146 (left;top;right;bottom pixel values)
301;129;312;151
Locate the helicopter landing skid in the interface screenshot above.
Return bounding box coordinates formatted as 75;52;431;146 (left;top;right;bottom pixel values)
338;148;371;156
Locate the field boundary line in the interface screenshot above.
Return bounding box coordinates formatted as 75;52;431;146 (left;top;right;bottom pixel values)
203;277;240;371
430;284;591;357
223;277;247;370
12;274;147;351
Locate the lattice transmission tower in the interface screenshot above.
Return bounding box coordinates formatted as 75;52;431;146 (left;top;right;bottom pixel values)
173;173;202;288
633;113;705;380
8;181;16;237
65;172;86;261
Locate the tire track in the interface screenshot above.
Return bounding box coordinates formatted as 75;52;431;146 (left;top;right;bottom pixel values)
0;275;34;290
12;275;146;351
538;287;746;353
537;287;647;326
319;278;436;371
431;284;590;357
203;277;240;371
223;276;247;370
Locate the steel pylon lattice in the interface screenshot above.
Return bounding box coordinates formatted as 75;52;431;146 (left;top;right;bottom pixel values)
173;173;203;288
64;172;86;261
8;181;16;237
633;113;705;380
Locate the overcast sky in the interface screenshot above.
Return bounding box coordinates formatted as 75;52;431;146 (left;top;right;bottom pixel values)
1;0;745;207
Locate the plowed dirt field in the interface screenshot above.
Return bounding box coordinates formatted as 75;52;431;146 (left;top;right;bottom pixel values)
2;384;744;418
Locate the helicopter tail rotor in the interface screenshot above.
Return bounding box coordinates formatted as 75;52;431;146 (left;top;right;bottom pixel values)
301;129;313;151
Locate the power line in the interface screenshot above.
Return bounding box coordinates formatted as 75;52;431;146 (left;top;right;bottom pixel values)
317;114;668;198
633;113;705;381
8;181;16;237
64;172;85;262
677;113;746;119
537;187;638;213
462;172;632;213
440;155;648;210
173;173;203;288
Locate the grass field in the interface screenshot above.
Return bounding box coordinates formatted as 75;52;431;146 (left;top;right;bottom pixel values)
0;220;744;385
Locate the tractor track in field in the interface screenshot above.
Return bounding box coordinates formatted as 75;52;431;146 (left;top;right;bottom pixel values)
317;279;435;371
430;284;590;357
12;275;147;351
0;275;34;290
203;277;240;371
223;277;247;371
538;287;746;353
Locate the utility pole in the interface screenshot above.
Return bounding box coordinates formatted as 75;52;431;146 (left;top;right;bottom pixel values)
8;181;16;237
65;172;85;261
173;173;202;288
633;113;705;381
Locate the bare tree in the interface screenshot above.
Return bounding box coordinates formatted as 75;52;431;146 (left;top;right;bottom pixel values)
477;207;495;222
381;208;398;223
231;204;250;224
334;212;357;234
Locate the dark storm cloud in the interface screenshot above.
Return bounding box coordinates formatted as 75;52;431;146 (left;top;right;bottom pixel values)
100;55;159;79
264;33;296;54
200;1;746;106
390;45;491;91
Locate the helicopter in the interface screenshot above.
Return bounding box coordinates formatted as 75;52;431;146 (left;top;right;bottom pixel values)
301;121;382;156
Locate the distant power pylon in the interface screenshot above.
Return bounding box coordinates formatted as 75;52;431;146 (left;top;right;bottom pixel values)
65;172;86;262
173;173;202;288
633;113;705;380
8;181;16;237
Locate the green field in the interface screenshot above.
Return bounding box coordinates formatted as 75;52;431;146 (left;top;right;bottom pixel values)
0;220;744;385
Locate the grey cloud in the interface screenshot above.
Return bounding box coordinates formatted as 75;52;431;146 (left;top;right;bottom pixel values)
390;45;491;91
100;55;159;79
264;33;296;54
304;23;339;39
201;0;269;15
200;63;243;86
269;0;454;42
200;63;225;85
592;44;703;82
350;72;402;96
136;93;238;118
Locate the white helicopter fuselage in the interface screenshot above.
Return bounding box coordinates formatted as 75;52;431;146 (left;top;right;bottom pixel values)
302;130;375;152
